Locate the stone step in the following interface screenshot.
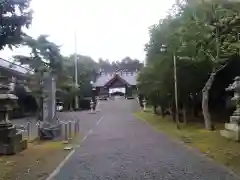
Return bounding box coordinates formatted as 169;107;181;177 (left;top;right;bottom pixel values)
220;129;238;141
225;123;239;132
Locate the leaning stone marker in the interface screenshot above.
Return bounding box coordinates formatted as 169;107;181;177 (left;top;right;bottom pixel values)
38;73;61;140
0;76;27;155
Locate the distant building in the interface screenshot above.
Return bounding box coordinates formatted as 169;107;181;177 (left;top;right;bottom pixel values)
93;70;138;97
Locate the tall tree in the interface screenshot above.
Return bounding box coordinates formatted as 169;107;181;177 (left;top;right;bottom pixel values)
13;35;64;118
0;0;32;50
15;35;63;72
67;54;98;97
139;0;240;129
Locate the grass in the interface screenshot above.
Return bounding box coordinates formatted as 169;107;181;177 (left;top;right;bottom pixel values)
135;110;240;174
0;135;81;180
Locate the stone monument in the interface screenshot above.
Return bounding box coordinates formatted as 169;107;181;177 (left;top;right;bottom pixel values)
38;73;61;140
221;76;240;141
0;76;27;155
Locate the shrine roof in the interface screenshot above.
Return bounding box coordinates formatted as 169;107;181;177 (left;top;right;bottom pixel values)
0;57;31;76
94;72;137;87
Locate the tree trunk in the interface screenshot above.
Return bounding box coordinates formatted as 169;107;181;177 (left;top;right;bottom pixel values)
35;95;41;121
183;105;187;124
192;95;198;117
202;72;215;130
193;106;198;117
160;106;165;117
171;105;176;121
202;64;228;130
69;100;72;111
153;105;157;114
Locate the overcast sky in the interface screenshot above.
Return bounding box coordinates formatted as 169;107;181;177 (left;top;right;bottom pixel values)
0;0;175;62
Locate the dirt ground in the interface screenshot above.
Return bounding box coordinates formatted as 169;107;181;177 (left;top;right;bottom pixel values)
0;139;78;180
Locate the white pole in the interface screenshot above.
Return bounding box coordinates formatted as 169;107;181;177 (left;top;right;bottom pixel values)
74;31;79;109
173;53;180;129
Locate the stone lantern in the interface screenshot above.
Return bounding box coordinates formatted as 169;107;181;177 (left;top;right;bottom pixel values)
0;76;27;154
89;99;96;114
90;100;94;111
143;98;147;111
221;76;240;141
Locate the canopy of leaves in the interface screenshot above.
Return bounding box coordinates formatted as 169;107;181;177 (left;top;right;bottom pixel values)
12;35;65;103
14;35;62;72
138;0;240;107
98;57;143;72
0;0;32;50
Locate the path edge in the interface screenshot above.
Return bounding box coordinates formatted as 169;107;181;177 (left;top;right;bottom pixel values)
45;149;76;180
135;114;240;180
45;116;104;180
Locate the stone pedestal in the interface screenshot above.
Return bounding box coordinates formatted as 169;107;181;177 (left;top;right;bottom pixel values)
38;123;61;140
220;121;240;141
0;122;27;155
220;111;240;141
0;81;27;154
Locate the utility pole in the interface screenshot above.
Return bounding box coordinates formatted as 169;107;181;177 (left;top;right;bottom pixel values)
74;31;79;109
173;53;180;129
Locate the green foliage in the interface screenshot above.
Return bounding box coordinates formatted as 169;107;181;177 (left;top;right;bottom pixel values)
15;35;63;72
13;35;65;109
0;0;32;50
98;57;143;72
138;0;240;114
64;54;98;97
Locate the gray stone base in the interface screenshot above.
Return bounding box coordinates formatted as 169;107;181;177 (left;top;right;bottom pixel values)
220;130;237;140
220;122;240;141
88;111;96;114
39;124;61;140
0;139;27;155
0;123;28;155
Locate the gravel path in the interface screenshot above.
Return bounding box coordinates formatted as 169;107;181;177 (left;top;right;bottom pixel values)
52;99;240;180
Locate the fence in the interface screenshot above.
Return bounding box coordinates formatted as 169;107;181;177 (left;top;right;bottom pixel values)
59;120;80;142
15;118;80;142
15;122;32;140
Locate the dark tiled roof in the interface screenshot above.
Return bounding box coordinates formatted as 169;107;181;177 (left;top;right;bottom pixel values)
0;58;31;75
94;72;137;87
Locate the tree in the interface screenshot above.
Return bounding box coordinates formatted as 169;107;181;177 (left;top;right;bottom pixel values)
13;35;64;118
0;0;32;50
67;54;98;96
15;35;63;71
139;0;240;129
179;0;240;129
14;35;64;99
98;57;143;72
